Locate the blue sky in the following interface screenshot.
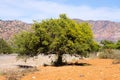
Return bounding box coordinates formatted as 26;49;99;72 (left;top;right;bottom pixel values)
0;0;120;23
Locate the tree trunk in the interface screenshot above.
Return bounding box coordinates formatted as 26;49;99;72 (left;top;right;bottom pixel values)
54;54;63;66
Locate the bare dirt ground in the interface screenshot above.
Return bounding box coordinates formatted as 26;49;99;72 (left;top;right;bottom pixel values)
20;59;120;80
0;76;5;80
0;55;120;80
0;54;80;71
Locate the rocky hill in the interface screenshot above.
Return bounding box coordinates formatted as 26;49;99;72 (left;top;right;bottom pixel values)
74;19;120;42
0;20;31;40
0;19;120;42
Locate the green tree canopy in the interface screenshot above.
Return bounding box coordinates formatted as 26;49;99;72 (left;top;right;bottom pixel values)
12;31;39;57
100;40;116;49
13;14;99;65
0;38;12;54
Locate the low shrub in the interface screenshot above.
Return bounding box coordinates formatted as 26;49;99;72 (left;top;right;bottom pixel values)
112;59;120;64
88;52;98;59
98;49;120;59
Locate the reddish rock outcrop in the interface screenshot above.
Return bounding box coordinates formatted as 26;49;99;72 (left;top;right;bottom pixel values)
0;20;31;40
74;19;120;42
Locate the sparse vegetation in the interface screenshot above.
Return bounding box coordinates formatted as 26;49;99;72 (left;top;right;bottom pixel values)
5;70;20;80
98;49;120;59
1;67;38;80
98;40;120;60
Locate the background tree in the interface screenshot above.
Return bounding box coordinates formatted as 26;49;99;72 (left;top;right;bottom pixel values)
13;14;99;66
100;40;116;49
116;40;120;49
0;38;12;54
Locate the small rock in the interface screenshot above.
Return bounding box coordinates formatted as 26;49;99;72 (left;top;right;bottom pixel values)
80;74;85;77
32;76;36;79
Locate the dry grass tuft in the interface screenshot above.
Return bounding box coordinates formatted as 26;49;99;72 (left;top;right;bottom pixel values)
1;67;38;80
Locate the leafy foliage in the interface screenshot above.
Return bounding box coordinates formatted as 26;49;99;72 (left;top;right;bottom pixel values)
100;40;120;50
32;14;99;56
100;40;116;49
12;14;99;65
12;31;39;57
116;40;120;49
0;38;12;54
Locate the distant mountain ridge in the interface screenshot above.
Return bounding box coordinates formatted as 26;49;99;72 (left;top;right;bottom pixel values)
74;19;120;42
0;19;120;42
0;20;31;40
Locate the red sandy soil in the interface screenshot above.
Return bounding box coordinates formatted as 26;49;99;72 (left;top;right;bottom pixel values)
0;76;5;80
1;59;120;80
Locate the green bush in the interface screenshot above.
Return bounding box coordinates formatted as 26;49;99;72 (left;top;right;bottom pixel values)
0;38;12;54
116;40;120;49
100;40;116;49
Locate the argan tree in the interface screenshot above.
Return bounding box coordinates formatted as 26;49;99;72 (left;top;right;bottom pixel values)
13;14;99;66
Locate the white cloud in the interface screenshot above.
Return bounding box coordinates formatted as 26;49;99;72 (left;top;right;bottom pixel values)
0;0;120;22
